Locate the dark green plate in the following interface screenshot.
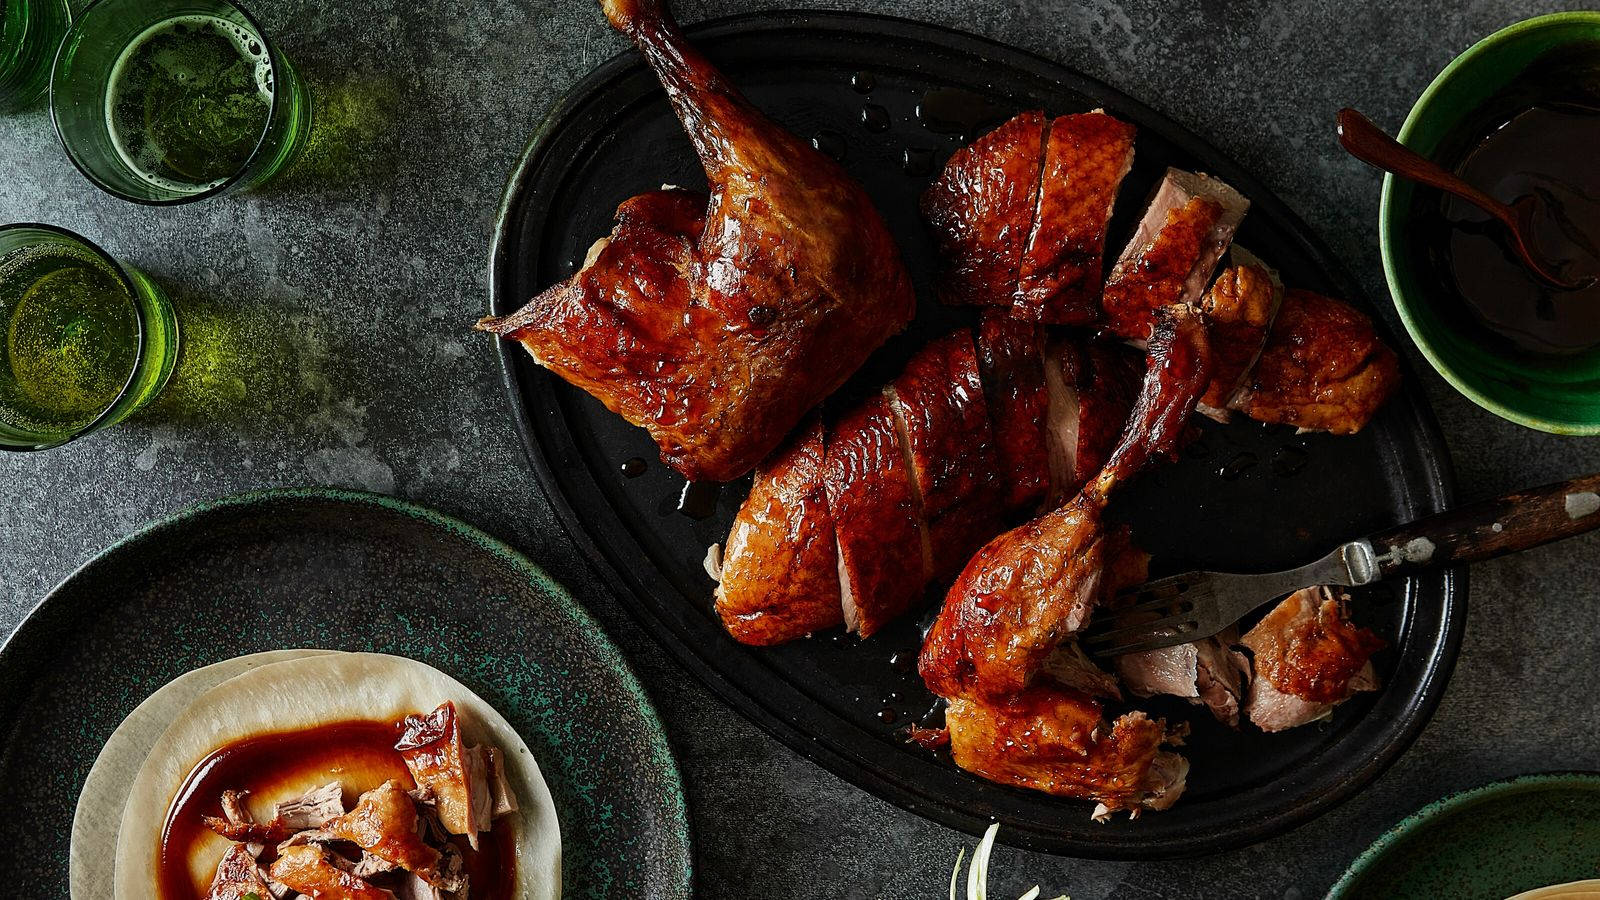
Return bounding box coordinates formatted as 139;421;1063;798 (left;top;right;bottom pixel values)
0;487;691;897
1330;773;1600;899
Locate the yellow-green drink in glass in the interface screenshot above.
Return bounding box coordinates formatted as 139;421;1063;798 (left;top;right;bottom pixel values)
49;0;309;204
0;224;179;450
0;0;71;111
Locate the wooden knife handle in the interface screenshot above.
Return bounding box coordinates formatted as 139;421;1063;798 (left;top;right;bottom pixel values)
1367;472;1600;578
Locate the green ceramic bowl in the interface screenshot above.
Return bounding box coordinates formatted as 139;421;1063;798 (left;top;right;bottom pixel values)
1329;772;1600;899
1379;12;1600;434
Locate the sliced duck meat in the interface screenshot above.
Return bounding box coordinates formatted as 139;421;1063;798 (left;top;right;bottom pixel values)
1015;110;1137;324
1231;289;1401;434
921;111;1048;307
1196;256;1283;421
974;312;1051;514
825;392;926;637
714;418;843;645
1240;586;1384;732
943;682;1186;818
885;330;1005;582
206;843;277;900
274;780;346;831
1115;630;1247;727
396;701;492;848
322;781;445;886
484;746;518;818
1101;168;1249;341
1042;336;1142;504
269;844;393;900
1040;641;1122;701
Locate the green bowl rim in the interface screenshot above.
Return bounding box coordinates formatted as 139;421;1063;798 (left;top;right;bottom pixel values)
1327;770;1600;897
1378;10;1600;436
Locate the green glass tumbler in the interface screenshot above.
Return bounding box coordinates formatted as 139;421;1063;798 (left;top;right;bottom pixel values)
0;224;180;450
0;0;71;111
49;0;309;204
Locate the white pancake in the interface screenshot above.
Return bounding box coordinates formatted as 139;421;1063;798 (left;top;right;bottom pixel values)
71;649;335;899
108;651;560;898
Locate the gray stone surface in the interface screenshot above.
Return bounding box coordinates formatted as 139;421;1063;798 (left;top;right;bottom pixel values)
4;0;1600;896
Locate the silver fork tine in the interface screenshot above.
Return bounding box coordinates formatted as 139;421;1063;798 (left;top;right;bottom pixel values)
1081;540;1383;658
1097;631;1205;657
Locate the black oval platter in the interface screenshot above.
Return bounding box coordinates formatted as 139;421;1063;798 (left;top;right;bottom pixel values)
487;10;1464;859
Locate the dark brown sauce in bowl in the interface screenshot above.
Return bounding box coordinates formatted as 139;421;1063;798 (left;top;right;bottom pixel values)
1411;41;1600;356
156;719;516;899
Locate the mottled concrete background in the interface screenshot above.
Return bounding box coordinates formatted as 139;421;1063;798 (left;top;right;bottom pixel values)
4;1;1600;897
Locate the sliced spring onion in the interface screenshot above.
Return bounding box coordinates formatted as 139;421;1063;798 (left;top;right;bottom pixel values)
946;823;1068;900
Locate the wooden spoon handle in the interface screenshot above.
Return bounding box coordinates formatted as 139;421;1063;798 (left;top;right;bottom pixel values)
1336;107;1515;229
1367;472;1600;578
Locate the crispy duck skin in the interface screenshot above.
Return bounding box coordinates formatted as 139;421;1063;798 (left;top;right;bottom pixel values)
1015;112;1137;324
974;312;1052;514
1197;261;1282;418
1241;587;1384;734
396;701;491;847
826;392;926;637
206;843;276;900
714;418;843;645
1231;289;1401;434
944;684;1184;812
921;305;1212;700
478;0;914;482
921;111;1048;307
322;781;445;886
886;330;1005;582
270;844;393;900
1101;169;1249;341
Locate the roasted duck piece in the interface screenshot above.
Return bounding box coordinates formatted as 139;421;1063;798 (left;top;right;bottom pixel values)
922;304;1211;700
1240;586;1384;732
974;312;1051;513
1231;289;1402;434
205;844;276;900
826;392;926;637
322;781;446;886
270;844;392;900
1115;630;1248;727
1101;168;1249;341
1195;257;1283;421
478;0;914;482
712;418;843;645
886;330;1005;582
1043;337;1143;505
922;111;1047;309
944;685;1188;819
396;701;513;849
1016;111;1138;323
924;109;1136;323
919;305;1209;815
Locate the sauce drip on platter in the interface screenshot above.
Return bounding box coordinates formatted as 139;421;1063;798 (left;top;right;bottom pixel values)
157;719;516;900
1414;41;1600;355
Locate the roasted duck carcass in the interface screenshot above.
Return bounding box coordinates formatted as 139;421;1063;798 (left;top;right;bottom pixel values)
919;305;1211;816
1239;586;1384;731
923;110;1136;324
478;0;914;482
712;322;1141;644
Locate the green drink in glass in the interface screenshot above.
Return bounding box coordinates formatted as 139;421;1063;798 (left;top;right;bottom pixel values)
0;224;179;450
49;0;309;204
0;0;71;111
